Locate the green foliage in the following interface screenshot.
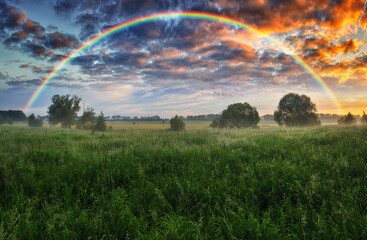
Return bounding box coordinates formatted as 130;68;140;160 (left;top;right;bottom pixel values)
76;107;96;130
94;111;107;132
27;113;42;127
361;111;367;124
0;125;367;239
209;118;220;128
170;115;185;131
274;93;321;126
338;112;356;125
211;102;260;128
48;94;81;128
0;114;14;125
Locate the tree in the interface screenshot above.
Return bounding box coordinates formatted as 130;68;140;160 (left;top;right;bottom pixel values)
0;114;14;125
28;113;42;127
211;102;260;128
0;110;26;121
47;94;81;128
274;93;320;127
338;112;356;125
361;111;367;124
170;115;185;131
76;107;96;130
94;111;107;132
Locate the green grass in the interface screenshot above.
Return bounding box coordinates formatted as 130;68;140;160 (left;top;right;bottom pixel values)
0;124;366;239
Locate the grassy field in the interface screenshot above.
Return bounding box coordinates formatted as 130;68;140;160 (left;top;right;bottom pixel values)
0;123;366;239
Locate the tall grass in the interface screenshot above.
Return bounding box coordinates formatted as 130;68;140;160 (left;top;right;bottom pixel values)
0;125;366;239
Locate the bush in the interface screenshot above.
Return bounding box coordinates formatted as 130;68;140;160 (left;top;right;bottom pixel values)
170;115;185;131
209;118;220;128
94;111;107;132
361;111;367;124
0;114;14;125
274;93;320;127
76;108;96;130
211;102;260;128
338;112;356;125
28;114;43;127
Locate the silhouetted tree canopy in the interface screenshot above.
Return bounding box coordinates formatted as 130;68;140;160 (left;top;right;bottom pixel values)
0;110;26;121
338;112;356;125
170;115;185;131
274;93;320;127
28;113;42;127
211;102;260;128
48;94;81;128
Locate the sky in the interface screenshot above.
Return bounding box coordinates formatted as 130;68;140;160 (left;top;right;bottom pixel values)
0;0;367;118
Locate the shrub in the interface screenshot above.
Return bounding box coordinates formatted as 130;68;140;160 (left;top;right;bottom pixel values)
209;118;220;128
211;102;260;128
94;111;107;132
338;112;356;125
28;114;43;127
274;93;320;127
170;115;185;131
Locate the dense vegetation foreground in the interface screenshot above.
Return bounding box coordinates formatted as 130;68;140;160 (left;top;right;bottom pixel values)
0;125;366;239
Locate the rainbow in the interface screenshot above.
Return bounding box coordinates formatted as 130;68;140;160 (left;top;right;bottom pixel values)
23;11;342;112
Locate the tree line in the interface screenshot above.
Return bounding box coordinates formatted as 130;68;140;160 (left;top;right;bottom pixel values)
209;93;367;129
1;93;367;131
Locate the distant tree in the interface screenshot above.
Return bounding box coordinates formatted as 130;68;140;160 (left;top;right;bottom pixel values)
0;110;26;121
47;94;81;128
338;112;356;125
361;111;367;124
211;102;260;128
170;115;185;131
76;107;96;130
94;111;107;132
0;114;14;125
274;93;320;127
28;113;43;127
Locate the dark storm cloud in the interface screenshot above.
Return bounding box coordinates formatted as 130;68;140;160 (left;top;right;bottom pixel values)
0;0;79;64
22;19;45;35
141;69;190;81
4;30;26;43
53;0;212;19
53;0;79;15
205;47;256;63
6;78;83;89
75;12;99;39
44;32;78;49
6;78;41;86
70;54;100;70
49;54;66;62
4;6;26;28
21;42;46;55
103;52;150;67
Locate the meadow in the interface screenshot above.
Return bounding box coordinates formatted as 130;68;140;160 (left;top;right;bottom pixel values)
0;122;366;239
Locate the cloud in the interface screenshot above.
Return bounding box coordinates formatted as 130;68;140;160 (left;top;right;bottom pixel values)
22;18;45;35
4;6;26;28
6;78;41;87
44;32;78;49
49;54;66;62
